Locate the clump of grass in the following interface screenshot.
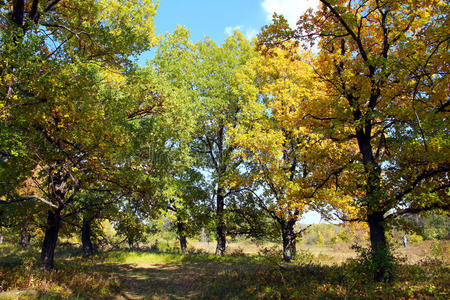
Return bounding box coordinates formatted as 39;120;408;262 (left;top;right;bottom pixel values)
0;255;120;299
199;259;449;299
181;252;258;265
202;242;449;299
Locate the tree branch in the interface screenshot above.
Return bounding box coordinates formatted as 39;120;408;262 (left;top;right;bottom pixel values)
0;195;58;209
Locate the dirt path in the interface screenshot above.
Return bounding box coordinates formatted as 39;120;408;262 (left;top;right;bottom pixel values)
101;262;245;300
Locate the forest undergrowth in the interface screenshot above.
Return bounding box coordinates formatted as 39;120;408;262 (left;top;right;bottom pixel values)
0;240;448;299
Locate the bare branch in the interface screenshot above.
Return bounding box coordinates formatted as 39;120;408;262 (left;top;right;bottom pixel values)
45;0;63;12
0;195;58;209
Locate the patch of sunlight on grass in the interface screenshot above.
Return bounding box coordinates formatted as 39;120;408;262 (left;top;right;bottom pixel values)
100;250;259;267
102;251;184;265
180;253;257;265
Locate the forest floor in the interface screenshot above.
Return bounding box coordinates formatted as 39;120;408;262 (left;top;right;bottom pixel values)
105;241;450;299
109;260;259;299
0;240;448;299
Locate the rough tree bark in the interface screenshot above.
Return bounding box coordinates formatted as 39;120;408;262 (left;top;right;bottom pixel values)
81;217;95;257
215;189;226;256
41;209;61;270
40;168;78;270
368;212;391;282
176;219;187;254
357;129;392;281
281;220;297;262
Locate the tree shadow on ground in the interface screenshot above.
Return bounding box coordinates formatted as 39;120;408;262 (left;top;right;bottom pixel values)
95;262;259;299
95;260;363;300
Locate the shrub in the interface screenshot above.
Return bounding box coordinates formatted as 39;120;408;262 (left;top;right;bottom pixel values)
316;232;325;246
294;249;314;264
350;244;405;282
258;246;283;266
0;255;120;298
229;247;245;257
430;240;448;261
410;233;423;243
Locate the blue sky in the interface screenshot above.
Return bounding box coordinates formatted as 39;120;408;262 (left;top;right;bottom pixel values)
152;0;320;41
143;0;326;224
153;0;266;42
140;0;319;63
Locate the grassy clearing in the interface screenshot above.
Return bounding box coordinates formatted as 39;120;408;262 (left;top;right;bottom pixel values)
0;241;448;299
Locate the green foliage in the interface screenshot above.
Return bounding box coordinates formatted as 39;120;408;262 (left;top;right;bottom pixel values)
316;232;325;246
258;246;283;266
430;240;449;261
152;26;260;254
0;0;177;270
0;0;448;292
258;0;449;281
350;244;402;282
423;213;450;240
410;233;423;244
331;230;351;245
294;250;315;265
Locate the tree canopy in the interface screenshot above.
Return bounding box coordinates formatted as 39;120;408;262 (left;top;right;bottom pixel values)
0;0;447;281
258;0;449;280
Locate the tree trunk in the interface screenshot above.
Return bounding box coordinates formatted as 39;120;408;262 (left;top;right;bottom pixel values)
41;210;61;270
176;220;187;254
18;223;31;249
356;128;390;281
368;212;391;282
81;217;95;257
281;221;296;262
215;190;226;256
11;0;25;28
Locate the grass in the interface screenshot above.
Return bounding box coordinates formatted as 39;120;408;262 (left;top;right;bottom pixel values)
101;250;184;265
0;240;448;299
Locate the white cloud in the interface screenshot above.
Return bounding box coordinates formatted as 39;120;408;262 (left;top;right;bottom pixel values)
261;0;319;27
225;25;242;36
225;25;258;41
244;28;258;40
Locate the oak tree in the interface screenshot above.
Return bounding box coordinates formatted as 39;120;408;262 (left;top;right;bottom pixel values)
259;0;449;280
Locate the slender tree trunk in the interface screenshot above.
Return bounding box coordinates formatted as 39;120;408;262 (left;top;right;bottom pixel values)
367;212;391;282
176;220;187;254
11;0;25;28
41;210;61;270
18;223;31;249
215;190;226;256
281;221;296;262
81;217;95;257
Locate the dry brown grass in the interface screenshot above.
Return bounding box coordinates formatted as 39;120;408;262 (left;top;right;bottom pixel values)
189;239;450;265
189;240;277;255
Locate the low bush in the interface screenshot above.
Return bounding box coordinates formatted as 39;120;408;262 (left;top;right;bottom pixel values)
0;254;120;299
